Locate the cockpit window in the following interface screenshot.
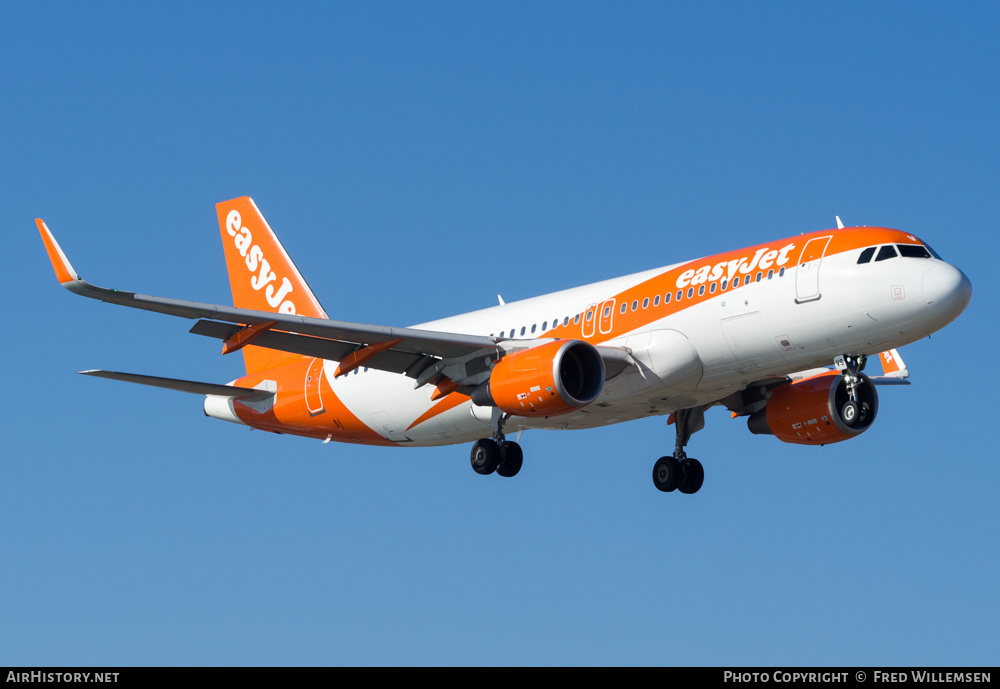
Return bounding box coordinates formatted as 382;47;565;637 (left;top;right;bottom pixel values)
897;244;932;259
875;245;898;262
857;247;876;264
923;243;943;260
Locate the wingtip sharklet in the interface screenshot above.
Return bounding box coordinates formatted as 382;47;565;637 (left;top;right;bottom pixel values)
36;218;82;286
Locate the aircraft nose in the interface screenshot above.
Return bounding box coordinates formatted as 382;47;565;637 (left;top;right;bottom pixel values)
922;261;972;323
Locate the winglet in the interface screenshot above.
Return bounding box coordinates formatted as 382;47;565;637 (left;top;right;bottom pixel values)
36;219;82;286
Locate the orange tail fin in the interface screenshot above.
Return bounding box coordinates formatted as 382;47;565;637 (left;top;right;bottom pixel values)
216;197;328;374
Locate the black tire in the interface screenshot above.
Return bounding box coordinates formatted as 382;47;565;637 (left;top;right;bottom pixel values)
470;438;501;475
652;456;681;492
841;400;859;426
678;458;704;494
496;442;523;478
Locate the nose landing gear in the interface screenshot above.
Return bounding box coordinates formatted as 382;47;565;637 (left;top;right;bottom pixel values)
835;353;873;428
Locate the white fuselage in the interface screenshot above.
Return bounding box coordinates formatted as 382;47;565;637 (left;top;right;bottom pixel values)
323;237;970;447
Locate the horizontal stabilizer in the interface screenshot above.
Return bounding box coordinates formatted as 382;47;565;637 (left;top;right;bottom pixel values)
868;376;911;386
869;348;910;385
79;370;275;401
878;348;909;378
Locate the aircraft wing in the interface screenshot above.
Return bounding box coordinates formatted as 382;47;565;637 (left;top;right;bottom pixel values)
39;219;629;388
38;218;503;384
80;370;276;401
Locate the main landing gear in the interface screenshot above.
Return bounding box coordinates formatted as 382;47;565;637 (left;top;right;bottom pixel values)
652;407;705;494
470;409;523;478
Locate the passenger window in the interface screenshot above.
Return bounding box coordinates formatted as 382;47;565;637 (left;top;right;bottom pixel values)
531;324;537;334
875;245;898;262
733;276;741;288
620;302;627;314
586;310;594;322
653;295;660;306
767;269;773;280
664;292;672;304
676;290;683;301
698;285;705;296
542;321;547;330
721;279;728;290
563;317;570;326
898;244;931;259
779;267;785;277
574;314;580;324
642;297;649;309
520;326;526;336
687;288;694;299
857;247;876;264
710;282;717;293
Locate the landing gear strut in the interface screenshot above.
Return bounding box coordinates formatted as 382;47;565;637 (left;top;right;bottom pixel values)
470;409;523;478
835;354;871;427
652;407;705;494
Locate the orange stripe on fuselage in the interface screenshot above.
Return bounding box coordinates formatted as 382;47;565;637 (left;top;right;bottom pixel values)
540;227;922;345
406;392;471;432
230;357;393;446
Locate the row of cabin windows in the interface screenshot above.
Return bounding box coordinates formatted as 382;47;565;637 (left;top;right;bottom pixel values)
491;316;573;339
857;243;937;264
489;266;788;339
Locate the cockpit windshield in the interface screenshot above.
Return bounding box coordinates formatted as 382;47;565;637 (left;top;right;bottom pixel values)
897;244;932;259
857;243;940;264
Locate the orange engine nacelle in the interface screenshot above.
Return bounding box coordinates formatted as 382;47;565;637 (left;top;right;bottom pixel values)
472;340;605;417
748;370;879;445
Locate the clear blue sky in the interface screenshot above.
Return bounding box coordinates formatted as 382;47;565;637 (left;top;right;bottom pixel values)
2;2;997;665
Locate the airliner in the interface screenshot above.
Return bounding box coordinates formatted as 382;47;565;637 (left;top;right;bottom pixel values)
36;197;972;494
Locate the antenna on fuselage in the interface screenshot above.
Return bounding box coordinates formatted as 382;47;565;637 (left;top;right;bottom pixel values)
836;216;845;229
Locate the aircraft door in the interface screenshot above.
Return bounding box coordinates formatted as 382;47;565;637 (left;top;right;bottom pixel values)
795;236;832;303
582;303;598;338
305;357;326;416
598;298;616;335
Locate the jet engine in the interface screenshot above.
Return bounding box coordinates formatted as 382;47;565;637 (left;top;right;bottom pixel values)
472;340;605;417
747;370;878;445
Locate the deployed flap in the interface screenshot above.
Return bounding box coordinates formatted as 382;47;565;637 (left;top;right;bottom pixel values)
79;370;275;401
